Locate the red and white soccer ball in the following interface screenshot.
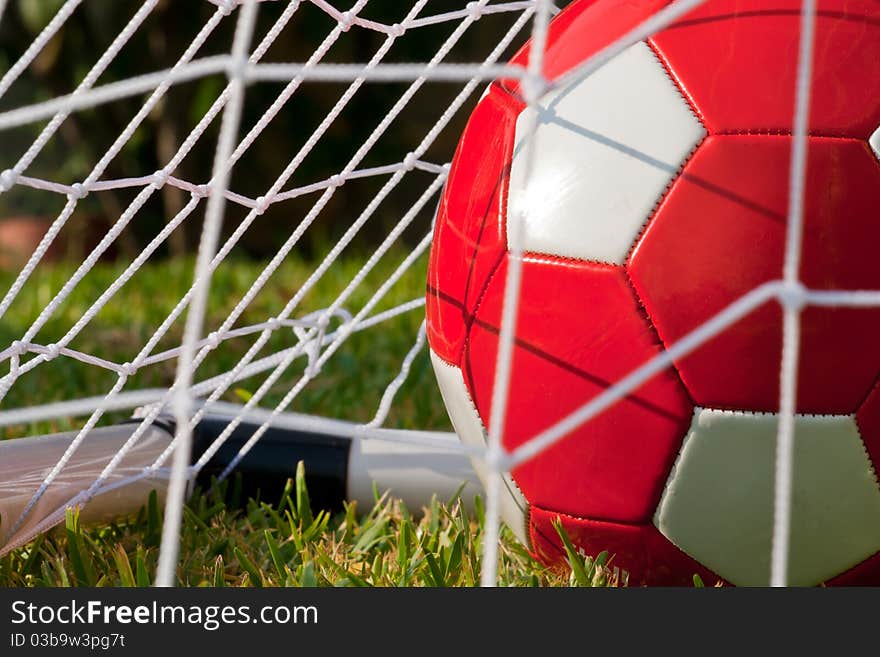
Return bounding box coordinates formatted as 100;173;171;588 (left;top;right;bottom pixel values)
425;0;880;585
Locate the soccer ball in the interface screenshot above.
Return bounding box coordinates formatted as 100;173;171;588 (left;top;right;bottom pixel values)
425;0;880;586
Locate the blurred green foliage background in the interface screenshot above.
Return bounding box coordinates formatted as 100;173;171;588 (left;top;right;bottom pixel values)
0;0;528;262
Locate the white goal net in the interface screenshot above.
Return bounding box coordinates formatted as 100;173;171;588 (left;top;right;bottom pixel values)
0;0;874;587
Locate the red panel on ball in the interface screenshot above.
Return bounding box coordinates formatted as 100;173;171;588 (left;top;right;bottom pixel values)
856;381;880;480
650;0;880;136
643;528;728;587
529;507;725;586
529;507;649;582
501;0;670;96
466;255;693;522
425;0;880;585
426;84;523;365
826;549;880;586
629;135;880;414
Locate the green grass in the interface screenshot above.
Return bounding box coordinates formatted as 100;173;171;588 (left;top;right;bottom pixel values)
0;255;613;587
0;463;621;587
0;251;449;439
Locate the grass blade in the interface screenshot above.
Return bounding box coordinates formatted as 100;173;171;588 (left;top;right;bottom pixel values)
295;462;313;529
65;508;97;587
112;545;136;587
424;553;445;587
264;530;286;581
213;555;225;587
551;516;590;587
135;547;151;586
300;560;317;587
234;546;263;588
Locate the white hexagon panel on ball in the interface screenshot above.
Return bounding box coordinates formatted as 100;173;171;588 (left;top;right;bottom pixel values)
429;351;530;545
506;41;706;264
655;408;880;586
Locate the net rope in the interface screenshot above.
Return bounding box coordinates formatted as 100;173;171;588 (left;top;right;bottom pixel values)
0;0;872;586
